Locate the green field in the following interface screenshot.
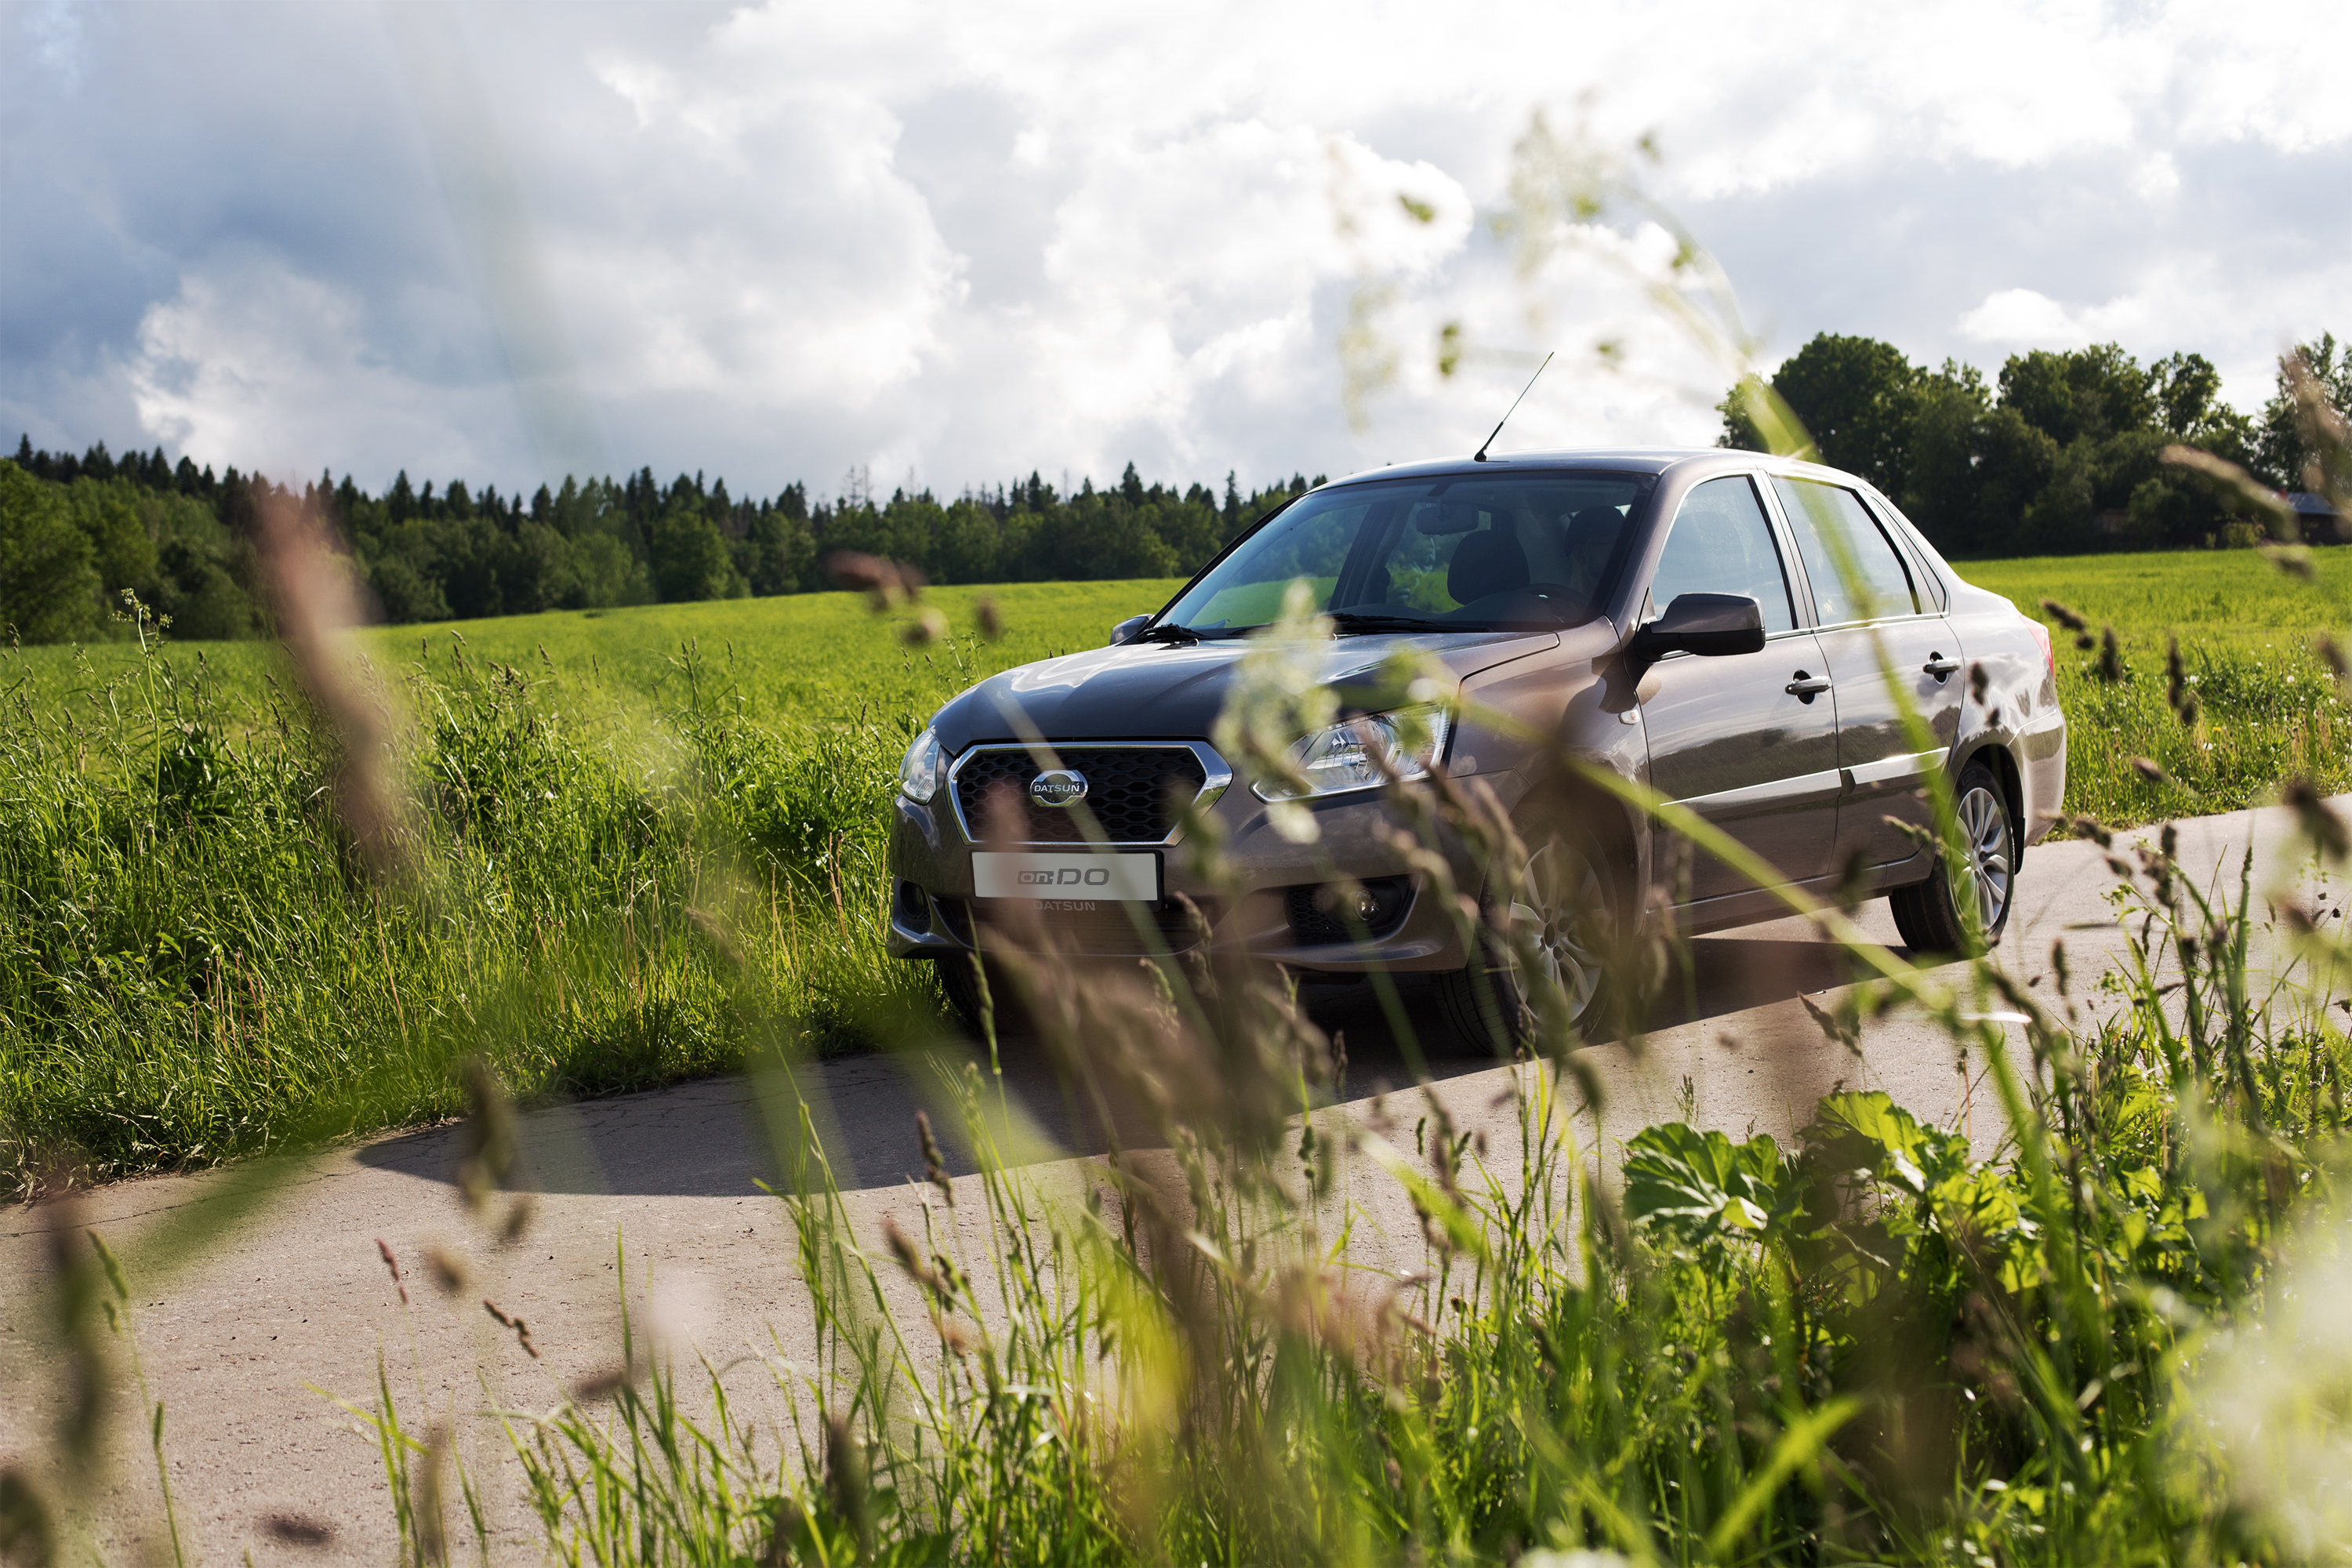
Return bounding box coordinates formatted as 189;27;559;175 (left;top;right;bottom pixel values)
4;577;1185;738
5;551;2351;1196
1968;549;2352;826
0;579;1188;1196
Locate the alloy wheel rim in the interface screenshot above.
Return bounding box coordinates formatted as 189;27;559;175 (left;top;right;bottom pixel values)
1504;839;1606;1022
1958;785;2013;935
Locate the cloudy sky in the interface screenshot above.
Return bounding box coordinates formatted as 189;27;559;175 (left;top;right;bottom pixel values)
4;0;2347;503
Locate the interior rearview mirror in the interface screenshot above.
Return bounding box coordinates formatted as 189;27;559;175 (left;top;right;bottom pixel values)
1109;613;1152;646
1628;593;1766;674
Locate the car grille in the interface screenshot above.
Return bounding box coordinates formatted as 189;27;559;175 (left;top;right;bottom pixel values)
952;746;1211;844
937;895;1220;956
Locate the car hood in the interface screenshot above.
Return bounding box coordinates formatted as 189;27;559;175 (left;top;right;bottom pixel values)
931;626;1597;750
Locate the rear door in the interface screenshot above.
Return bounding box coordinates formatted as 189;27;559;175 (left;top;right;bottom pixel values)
1767;476;1965;875
1639;474;1842;906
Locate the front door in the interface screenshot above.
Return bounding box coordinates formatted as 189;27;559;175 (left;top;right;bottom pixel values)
1639;475;1843;906
1768;476;1966;873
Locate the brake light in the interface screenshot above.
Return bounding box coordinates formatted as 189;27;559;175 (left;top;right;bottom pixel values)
2027;615;2053;681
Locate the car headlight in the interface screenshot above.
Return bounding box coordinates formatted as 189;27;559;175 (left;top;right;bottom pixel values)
1254;706;1452;800
898;725;945;803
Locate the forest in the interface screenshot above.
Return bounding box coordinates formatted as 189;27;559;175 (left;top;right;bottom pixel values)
1721;331;2347;556
2;330;2343;645
0;444;1320;646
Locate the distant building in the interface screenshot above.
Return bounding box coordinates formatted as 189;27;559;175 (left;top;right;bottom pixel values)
2287;490;2346;543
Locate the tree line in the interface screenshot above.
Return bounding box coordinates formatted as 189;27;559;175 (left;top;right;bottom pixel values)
0;438;1323;645
1721;332;2349;557
9;328;2343;646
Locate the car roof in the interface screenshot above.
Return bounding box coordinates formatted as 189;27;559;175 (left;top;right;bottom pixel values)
1319;447;1862;491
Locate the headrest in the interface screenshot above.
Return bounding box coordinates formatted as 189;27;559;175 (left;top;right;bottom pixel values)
1446;527;1529;605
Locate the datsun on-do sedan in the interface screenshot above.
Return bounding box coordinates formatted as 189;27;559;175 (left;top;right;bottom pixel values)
886;449;2066;1041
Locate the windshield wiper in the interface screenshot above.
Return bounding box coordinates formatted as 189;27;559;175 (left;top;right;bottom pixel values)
1134;622;1207;644
1327;612;1461;634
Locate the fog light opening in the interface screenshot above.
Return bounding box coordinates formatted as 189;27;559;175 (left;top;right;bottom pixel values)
1287;875;1414;945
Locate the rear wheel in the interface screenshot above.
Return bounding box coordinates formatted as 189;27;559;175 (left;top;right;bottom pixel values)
1436;819;1619;1051
1889;761;2017;955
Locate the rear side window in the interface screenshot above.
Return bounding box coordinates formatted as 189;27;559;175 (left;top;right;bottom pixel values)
1867;498;1948;612
1771;476;1918;624
1647;476;1795;633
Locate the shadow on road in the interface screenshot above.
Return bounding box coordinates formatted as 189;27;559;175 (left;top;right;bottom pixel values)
354;920;1894;1202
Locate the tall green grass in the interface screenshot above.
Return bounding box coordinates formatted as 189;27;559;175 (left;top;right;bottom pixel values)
0;626;931;1196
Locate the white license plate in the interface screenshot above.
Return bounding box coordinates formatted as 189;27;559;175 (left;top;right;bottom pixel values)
972;851;1162;902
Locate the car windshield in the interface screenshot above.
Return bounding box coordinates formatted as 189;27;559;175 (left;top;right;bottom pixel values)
1158;471;1650;635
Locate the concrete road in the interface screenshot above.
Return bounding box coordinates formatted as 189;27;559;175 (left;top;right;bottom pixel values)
0;798;2333;1565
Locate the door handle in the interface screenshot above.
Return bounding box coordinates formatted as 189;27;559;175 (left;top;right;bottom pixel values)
1786;672;1831;700
1924;654;1959;679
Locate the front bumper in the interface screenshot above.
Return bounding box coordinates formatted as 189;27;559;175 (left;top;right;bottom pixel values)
886;744;1501;973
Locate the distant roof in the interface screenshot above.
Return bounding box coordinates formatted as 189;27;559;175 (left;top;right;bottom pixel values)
2286;491;2343;517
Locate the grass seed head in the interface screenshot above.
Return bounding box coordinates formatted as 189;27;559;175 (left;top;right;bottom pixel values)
2285;777;2350;862
375;1237;408;1305
423;1246;467;1296
2039;597;2088;633
481;1298;539;1359
0;1468;58;1566
822;1412;873;1559
914;1111;953;1206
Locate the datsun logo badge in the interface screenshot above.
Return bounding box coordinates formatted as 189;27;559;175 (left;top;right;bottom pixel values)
1028;769;1088;808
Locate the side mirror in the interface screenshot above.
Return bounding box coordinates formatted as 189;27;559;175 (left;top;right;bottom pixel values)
1109;613;1152;646
1628;593;1766;674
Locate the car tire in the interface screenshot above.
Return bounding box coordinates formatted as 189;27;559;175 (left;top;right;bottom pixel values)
936;953;1030;1040
1888;760;2018;956
1436;816;1621;1052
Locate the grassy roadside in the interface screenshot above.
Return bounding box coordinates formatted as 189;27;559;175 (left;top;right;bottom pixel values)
1968;550;2352;828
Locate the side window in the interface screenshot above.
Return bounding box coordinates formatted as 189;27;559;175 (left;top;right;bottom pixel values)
1867;498;1948;612
1771;477;1918;624
1646;476;1795;634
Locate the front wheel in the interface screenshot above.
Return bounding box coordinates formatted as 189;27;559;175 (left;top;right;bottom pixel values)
1436;820;1618;1052
936;953;1031;1040
1889;761;2017;956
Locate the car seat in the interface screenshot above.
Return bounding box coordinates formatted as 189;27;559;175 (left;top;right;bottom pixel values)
1446;527;1530;604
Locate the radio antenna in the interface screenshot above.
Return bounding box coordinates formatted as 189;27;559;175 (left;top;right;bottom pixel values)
1472;351;1554;462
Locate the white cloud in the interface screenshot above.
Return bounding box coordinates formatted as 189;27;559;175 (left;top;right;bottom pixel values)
7;0;2352;495
125;260;527;485
1956;288;2119;345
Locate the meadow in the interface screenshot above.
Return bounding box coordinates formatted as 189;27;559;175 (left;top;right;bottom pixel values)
6;552;2351;1198
0;579;1182;1197
1970;548;2352;826
11;552;2352;1564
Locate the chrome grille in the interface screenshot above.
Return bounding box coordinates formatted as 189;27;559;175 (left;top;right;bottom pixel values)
949;743;1220;845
